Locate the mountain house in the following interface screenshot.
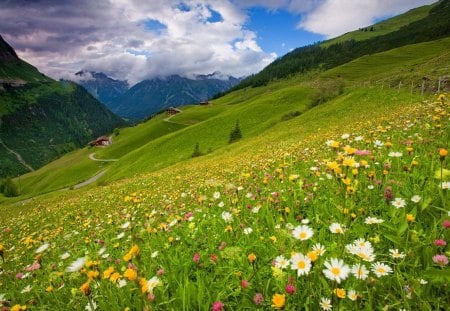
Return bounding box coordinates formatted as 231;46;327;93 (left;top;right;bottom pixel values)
89;136;111;147
166;107;181;115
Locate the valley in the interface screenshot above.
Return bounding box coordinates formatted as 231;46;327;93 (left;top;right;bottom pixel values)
0;1;449;310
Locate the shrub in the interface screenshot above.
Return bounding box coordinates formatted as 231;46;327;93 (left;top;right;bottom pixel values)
281;111;301;121
191;143;202;158
229;120;242;143
2;178;19;197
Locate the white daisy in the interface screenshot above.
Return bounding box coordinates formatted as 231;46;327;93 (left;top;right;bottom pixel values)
411;195;421;203
329;223;345;234
121;221;130;229
221;211;233;223
146;276;162;293
312;243;326;256
323;258;350;283
292;225;314;240
440;181;450;190
347;289;359;301
243;227;253;235
213;191;221;200
274;255;290;269
391;197;406;208
85;300;98;311
320;297;333;310
35;243;50;254
371;262;393;277
66;257;86;272
388;151;403;157
389;249;406;259
364;217;384;225
60;252;70;260
291;253;312;276
21;285;32;293
351;263;369;280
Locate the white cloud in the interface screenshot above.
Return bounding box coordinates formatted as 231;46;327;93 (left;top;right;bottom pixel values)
298;0;437;38
0;0;437;84
0;0;275;85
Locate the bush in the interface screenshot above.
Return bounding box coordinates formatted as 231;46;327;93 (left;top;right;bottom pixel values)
310;79;344;107
281;111;301;121
191;143;202;158
229;120;242;143
2;178;19;197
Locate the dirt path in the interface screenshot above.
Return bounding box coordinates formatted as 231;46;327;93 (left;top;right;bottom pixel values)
71;169;108;189
89;153;119;162
0;139;34;172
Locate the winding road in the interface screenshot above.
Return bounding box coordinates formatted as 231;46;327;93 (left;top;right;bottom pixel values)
0;138;34;172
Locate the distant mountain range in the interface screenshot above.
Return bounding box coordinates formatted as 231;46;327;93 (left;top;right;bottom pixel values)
74;71;129;108
75;71;241;121
0;35;125;178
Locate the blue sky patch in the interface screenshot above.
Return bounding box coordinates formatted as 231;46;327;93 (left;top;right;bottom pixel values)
143;19;167;34
246;7;324;57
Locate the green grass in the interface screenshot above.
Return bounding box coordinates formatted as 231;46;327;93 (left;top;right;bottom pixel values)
322;37;450;83
322;3;435;47
2;37;449;203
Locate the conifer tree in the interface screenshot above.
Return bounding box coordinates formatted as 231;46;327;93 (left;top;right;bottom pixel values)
229;120;242;143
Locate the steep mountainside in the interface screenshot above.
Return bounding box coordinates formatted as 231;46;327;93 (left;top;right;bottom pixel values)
0;35;125;178
233;0;450;90
74;71;129;109
112;74;241;120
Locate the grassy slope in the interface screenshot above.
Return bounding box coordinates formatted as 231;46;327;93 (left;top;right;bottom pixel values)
322;3;435;47
2;38;449;203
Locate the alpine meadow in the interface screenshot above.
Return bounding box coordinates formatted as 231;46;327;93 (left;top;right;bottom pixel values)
0;1;450;310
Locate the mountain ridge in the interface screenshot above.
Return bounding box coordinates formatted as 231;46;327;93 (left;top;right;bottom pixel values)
0;36;125;178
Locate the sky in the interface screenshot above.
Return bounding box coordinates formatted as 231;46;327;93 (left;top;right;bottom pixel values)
0;0;437;85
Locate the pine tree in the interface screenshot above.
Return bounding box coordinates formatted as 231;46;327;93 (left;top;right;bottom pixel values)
191;142;202;158
229;120;242;143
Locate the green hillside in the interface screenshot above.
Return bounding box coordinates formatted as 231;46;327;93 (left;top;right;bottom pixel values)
0;8;450;307
232;0;449;90
3;37;449;203
0;36;125;179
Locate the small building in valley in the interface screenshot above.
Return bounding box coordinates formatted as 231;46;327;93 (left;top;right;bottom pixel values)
89;136;111;147
166;107;181;115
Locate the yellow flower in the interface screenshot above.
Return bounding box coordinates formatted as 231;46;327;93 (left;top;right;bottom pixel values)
307;251;318;262
80;281;91;296
406;214;415;222
248;253;256;263
130;244;140;256
139;277;148;293
439;148;448;159
123;252;132;262
46;285;53;292
269;236;277;243
334;288;346;299
11;305;27;311
271;293;286;309
103;266;115;279
224;225;233;232
110;272;121;283
124;268;137;281
87;270;99;280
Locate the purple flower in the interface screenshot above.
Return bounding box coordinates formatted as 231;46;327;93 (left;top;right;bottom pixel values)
212;301;224;311
443;219;450;229
432;254;449;267
285;284;296;295
434;239;447;247
193;253;200;263
253;293;264;305
25;261;41;271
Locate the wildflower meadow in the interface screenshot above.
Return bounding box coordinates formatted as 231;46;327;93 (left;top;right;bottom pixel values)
0;94;449;310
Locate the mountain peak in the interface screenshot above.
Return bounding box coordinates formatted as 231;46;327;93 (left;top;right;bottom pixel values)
0;34;19;62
